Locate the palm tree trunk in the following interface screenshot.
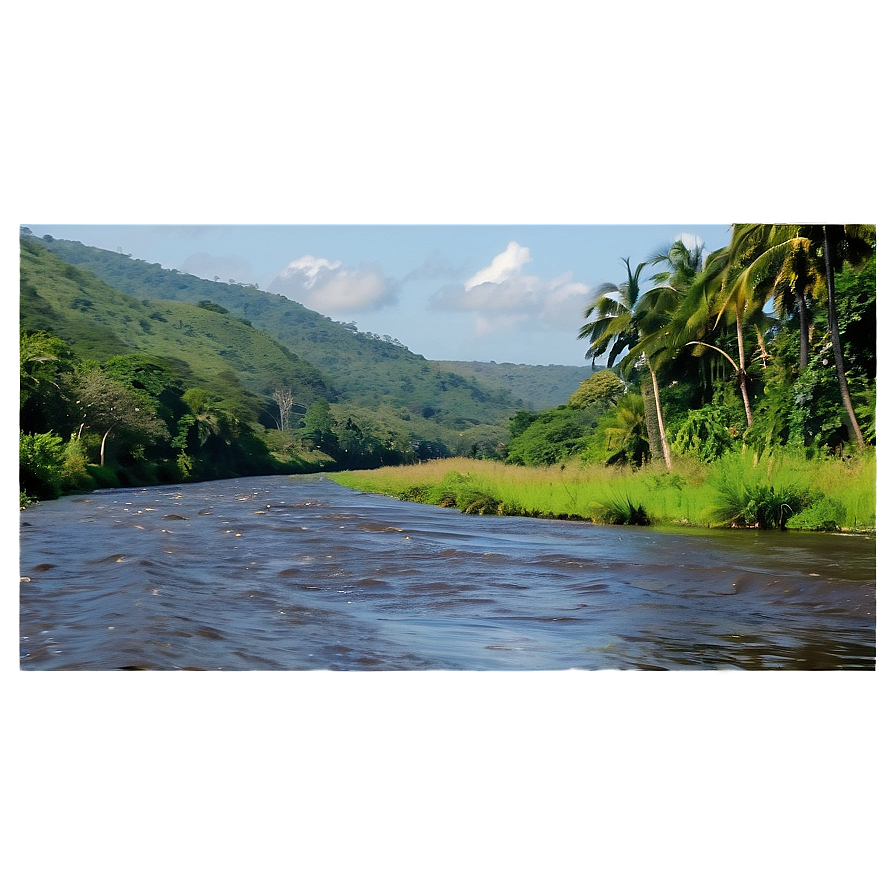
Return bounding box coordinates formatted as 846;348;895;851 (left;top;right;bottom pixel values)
823;226;865;451
646;359;673;471
640;376;661;464
734;301;754;428
797;292;809;371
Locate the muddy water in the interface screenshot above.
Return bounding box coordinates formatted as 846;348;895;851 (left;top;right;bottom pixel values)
19;475;875;670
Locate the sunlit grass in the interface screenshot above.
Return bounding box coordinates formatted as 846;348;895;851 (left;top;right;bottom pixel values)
328;449;876;531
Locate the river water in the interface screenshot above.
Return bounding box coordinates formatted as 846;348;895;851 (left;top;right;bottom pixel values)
19;474;876;670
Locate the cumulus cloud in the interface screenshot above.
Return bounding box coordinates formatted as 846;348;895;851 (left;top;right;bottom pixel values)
431;241;590;336
268;255;397;314
179;251;255;284
464;240;532;290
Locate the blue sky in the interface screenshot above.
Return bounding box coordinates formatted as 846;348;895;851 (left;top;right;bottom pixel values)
23;223;733;366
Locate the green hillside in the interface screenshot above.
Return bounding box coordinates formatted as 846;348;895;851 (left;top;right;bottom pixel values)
20;238;334;422
35;236;525;438
432;360;597;411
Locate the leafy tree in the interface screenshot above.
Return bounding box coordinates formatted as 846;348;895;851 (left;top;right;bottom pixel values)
505;407;594;466
68;363;169;466
20;330;76;432
302;399;338;454
567;370;624;410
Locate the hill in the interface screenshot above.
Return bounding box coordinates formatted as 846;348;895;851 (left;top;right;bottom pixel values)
432;360;596;411
34;236;525;445
20;238;334;423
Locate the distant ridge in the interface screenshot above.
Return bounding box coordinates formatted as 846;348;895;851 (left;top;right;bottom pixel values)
433;360;597;411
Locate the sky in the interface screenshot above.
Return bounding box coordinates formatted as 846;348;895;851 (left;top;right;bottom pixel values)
21;223;733;366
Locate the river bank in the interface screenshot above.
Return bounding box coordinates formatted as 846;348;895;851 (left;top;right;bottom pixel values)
328;452;877;532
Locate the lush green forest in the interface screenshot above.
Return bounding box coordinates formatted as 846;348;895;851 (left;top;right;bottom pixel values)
499;226;875;469
485;225;876;529
19;234;529;502
336;225;876;532
32;236;524;439
21;225;876;532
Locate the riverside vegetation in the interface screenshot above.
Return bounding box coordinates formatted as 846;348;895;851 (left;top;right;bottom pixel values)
329;451;875;531
333;225;876;532
20;225;875;532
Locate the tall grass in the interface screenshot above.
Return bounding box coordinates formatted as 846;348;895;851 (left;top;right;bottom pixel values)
328;449;876;531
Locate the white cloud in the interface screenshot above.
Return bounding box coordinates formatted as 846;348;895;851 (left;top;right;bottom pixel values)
432;241;589;337
280;255;341;286
269;255;396;314
464;240;532;290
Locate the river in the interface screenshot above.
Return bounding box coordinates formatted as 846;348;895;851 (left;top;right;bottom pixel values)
19;474;876;670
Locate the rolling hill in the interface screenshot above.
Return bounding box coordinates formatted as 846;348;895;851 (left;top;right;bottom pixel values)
33;236;526;434
432;360;596;411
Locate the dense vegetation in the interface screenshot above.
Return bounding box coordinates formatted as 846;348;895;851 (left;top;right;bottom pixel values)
33;236;524;450
337;225;876;531
19;234;527;503
329;452;876;530
21;224;875;532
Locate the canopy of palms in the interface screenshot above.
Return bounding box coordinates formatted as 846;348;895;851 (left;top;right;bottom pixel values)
579;257;673;470
725;223;875;450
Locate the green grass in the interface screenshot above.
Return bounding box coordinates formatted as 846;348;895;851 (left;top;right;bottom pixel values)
328;449;876;531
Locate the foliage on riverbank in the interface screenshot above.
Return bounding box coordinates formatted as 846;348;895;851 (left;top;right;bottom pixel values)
328;449;875;531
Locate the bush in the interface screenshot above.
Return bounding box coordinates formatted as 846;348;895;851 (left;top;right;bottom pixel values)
708;455;814;529
788;496;847;532
61;435;95;492
671;404;735;462
87;464;122;489
591;493;650;525
20;431;65;500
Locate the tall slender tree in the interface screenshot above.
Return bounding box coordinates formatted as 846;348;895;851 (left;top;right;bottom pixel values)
579;258;673;470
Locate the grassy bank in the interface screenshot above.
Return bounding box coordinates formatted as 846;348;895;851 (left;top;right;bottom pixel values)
327;450;876;531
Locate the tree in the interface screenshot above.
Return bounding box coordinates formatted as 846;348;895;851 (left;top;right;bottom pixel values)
678;235;774;429
566;370;625;410
600;393;650;467
68;363;168;466
727;223;875;450
579;258;673;470
273;387;294;431
302;399;337;453
20;331;82;443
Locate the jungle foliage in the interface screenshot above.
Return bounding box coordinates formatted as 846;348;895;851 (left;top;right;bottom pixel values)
19;235;526;502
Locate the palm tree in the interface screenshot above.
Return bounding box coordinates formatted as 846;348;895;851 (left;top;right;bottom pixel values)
727;223;874;450
678;232;776;429
603;392;650;467
579;258;673;470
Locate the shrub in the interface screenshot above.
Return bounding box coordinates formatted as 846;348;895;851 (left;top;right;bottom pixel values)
671;404;735;462
20;431;66;500
788;496;847;532
708;454;815;529
61;435;95;492
87;464;121;489
591;493;650;526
